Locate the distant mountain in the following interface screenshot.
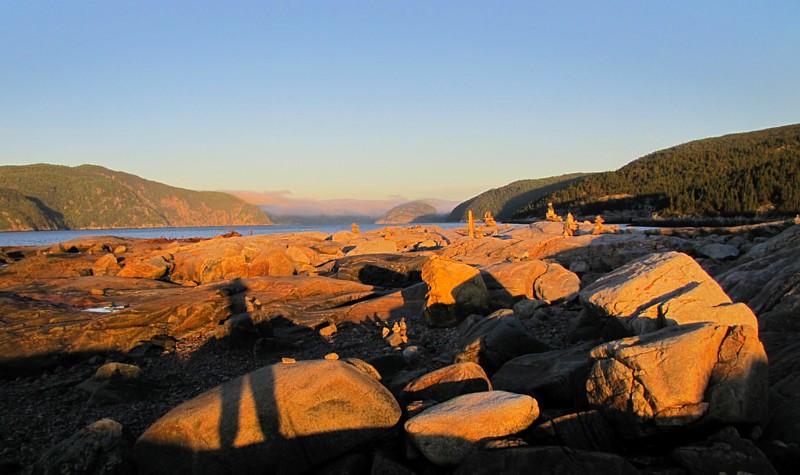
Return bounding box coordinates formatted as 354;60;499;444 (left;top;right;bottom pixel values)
447;173;589;222
266;213;376;225
376;201;442;224
514;123;800;221
230;190;459;223
0;164;271;231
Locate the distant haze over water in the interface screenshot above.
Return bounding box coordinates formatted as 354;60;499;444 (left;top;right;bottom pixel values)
0;223;465;247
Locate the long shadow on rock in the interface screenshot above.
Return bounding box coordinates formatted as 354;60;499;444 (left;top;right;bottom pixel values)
134;359;403;475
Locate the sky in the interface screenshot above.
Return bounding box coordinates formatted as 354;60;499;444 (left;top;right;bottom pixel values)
1;1;798;203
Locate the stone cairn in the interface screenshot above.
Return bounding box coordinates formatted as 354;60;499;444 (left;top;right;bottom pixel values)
467;210;476;239
563;212;578;237
483;212;497;227
592;215;605;235
546;202;563;222
351;223;360;234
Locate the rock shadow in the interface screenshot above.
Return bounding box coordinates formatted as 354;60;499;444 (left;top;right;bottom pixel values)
134;358;404;475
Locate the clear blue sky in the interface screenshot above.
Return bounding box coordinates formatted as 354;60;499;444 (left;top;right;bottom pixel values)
1;1;798;201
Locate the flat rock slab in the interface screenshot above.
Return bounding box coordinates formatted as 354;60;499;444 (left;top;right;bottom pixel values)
134;359;401;475
404;390;539;465
0;275;376;375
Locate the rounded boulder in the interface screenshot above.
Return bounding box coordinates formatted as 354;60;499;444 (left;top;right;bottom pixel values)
134;359;401;474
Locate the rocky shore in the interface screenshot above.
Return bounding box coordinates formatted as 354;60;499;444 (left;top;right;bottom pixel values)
1;219;799;474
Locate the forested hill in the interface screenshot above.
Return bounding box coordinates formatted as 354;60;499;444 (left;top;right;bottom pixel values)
514;124;800;221
0;164;271;231
448;173;588;222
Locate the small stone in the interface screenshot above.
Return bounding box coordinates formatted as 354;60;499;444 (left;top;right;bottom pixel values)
319;323;337;337
402;346;424;364
282;357;296;364
324;353;339;360
90;288;105;296
385;332;405;348
406;400;438;418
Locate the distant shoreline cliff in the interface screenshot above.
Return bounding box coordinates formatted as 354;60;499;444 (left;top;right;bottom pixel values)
0;164;271;231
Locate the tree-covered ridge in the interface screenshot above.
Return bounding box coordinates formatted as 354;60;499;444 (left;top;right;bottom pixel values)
515;123;800;219
0;187;62;231
0;164;271;231
448;173;589;222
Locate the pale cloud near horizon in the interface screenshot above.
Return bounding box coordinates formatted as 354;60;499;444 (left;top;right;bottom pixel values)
227;189;458;217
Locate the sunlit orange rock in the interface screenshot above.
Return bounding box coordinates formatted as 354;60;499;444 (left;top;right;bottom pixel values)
91;253;122;276
479;260;548;308
580;251;757;335
533;262;580;303
586;322;768;438
134;359;401;475
404;390;539;465
117;253;174;280
421;257;490;327
168;237;295;284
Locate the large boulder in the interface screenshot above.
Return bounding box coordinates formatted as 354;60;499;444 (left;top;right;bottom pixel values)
454;312;550;376
479;260;548;308
453;446;639;475
586;323;768;438
404;391;539;465
91;253;122;276
117;254;174;280
134;359;401;475
422;257;490;328
400;362;491;405
580;251;757;335
534;262;580;303
491;341;596;408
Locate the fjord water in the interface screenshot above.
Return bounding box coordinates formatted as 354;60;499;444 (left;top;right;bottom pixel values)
0;223;464;247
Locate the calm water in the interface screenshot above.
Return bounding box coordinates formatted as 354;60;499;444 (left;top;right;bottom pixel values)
0;223;464;247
